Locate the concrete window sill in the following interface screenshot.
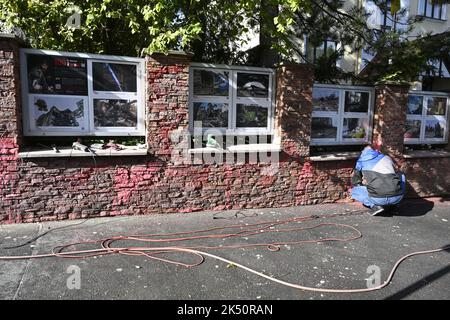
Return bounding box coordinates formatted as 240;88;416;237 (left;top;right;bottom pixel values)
309;151;360;162
188;144;282;154
403;149;450;159
18;147;148;158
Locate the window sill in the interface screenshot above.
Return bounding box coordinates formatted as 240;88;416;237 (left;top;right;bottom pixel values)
415;15;447;23
18;146;148;158
188;144;282;154
403;149;450;159
309;151;360;162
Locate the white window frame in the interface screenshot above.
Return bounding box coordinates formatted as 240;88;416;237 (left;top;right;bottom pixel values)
405;91;449;144
189;63;275;135
310;84;375;146
418;0;447;20
20;48;146;136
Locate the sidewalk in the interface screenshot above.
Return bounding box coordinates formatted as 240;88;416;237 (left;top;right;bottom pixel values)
0;199;449;300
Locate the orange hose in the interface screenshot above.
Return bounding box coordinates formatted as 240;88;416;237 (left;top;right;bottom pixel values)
1;211;448;293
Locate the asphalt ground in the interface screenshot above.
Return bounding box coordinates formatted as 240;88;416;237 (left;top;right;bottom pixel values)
0;198;449;300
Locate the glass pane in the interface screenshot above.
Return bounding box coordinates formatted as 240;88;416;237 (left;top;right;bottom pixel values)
424;119;445;139
426;97;447;115
311;117;338;139
315;42;325;59
237;73;269;98
404;120;421;139
94;99;137;127
193;102;228;128
27;54;87;95
32;96;85;128
313;88;339;112
407;95;423;115
325;41;336;56
344;91;369;113
342;118;369;139
93;62;137;92
193;70;229;96
426;0;433;16
434;3;441;19
236;104;268;128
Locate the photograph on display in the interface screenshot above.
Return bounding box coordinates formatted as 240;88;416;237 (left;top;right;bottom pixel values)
236;104;268;128
94;99;138;127
27;54;87;95
342;118;368;139
193;102;228;128
31;96;85;128
425;119;444;139
193;70;229;96
407;95;423;115
312;88;339;112
237;73;269;98
344;91;369;113
93;62;137;92
311;117;338;139
404;120;421;139
426;97;447;115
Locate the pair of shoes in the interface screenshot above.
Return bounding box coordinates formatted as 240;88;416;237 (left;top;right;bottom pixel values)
370;205;385;216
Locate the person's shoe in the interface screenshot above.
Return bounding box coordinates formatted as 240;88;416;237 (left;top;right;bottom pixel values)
370;205;385;216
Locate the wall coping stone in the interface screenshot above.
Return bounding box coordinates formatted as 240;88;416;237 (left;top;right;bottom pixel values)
18;147;148;158
403;149;450;159
309;151;360;162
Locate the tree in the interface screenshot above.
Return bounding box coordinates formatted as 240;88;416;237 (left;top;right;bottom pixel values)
0;0;301;59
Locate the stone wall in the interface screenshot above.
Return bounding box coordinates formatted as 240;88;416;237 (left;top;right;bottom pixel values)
0;35;448;224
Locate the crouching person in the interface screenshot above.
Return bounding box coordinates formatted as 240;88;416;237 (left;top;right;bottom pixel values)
351;144;406;216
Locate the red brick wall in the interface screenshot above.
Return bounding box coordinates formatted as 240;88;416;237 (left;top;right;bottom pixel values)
0;36;448;224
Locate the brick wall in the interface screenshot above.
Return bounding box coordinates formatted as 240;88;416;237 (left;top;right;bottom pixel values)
0;35;448;224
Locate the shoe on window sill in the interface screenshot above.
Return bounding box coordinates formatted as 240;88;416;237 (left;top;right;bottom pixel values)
370;205;385;216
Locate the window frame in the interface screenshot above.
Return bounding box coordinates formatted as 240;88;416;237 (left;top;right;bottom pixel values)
418;0;447;20
20;48;146;136
310;84;375;146
189;63;275;135
405;91;450;144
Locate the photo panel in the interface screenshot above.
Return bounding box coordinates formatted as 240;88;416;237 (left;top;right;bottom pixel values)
236;104;268;128
344;91;370;113
424;118;445;139
93;99;138;128
312;87;339;112
311;117;338;139
237;73;270;98
426;96;447;116
193;102;229;128
193;69;229;96
407;95;423;115
29;95;88;132
92;62;137;92
404;119;421;139
27;54;87;95
342;118;369;140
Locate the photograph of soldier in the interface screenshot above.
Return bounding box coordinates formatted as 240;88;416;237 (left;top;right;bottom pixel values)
28;57;54;94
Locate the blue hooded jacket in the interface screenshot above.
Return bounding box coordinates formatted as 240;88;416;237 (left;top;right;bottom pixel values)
352;148;403;198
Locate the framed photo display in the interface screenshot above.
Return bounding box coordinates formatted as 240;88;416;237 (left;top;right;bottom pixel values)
21;49;145;136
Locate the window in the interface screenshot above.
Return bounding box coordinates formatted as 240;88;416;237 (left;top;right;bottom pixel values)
418;0;447;20
404;92;449;144
20;49;145;136
189;64;274;133
306;39;337;63
310;85;374;145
